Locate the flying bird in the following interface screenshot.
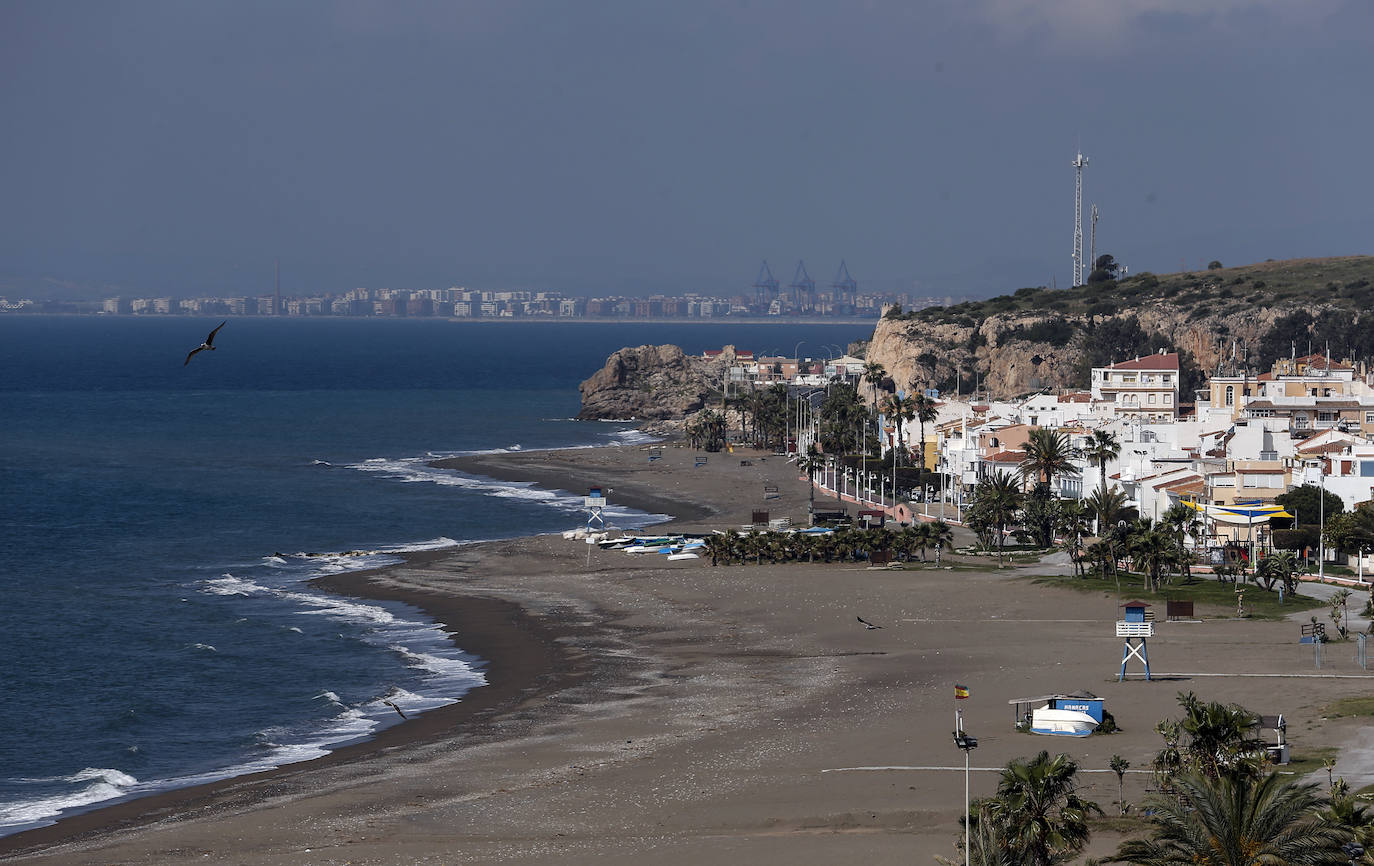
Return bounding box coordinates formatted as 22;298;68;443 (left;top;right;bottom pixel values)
184;321;226;366
382;699;407;720
857;616;883;630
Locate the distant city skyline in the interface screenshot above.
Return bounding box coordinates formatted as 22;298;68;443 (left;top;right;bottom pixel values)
4;1;1371;300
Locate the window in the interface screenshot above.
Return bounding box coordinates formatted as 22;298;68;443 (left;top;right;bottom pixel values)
1149;394;1157;404
1212;474;1236;487
1164;394;1173;405
1225;385;1235;407
1242;473;1285;488
1366;411;1374;424
1361;461;1374;478
1295;414;1309;428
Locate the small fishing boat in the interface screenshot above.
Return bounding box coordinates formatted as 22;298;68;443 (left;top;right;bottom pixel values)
1030;708;1098;737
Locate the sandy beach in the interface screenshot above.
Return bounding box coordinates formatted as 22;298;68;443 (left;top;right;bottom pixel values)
5;441;1374;865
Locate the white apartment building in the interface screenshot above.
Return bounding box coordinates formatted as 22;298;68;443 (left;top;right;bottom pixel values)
1090;351;1181;421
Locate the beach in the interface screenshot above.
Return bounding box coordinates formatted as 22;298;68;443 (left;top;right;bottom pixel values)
5;442;1374;865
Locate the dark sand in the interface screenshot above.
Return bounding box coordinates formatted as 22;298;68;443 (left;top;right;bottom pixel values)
5;442;1373;864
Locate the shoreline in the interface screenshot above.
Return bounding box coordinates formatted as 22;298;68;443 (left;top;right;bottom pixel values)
8;443;1374;863
0;547;588;859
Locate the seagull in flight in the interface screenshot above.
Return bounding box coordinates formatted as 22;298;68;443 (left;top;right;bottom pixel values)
184;321;226;366
382;699;408;720
857;616;883;630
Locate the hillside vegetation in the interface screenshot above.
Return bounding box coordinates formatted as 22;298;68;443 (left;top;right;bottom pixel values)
867;256;1374;400
900;256;1374;330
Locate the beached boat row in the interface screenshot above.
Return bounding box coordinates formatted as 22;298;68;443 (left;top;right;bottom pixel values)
562;526;840;561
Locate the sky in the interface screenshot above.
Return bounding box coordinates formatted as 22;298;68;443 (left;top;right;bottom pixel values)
3;0;1372;300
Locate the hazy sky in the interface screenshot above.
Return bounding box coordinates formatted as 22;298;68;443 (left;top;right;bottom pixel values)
3;0;1371;299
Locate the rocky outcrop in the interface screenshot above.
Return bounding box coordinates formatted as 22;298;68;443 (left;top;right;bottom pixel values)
577;344;732;421
865;302;1324;400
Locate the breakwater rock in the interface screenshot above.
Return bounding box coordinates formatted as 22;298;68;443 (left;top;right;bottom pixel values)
577;344;733;421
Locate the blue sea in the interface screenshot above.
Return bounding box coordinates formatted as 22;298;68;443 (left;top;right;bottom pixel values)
0;316;873;836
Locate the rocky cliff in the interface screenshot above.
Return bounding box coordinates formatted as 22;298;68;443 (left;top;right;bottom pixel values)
577;344;733;421
865;302;1314;400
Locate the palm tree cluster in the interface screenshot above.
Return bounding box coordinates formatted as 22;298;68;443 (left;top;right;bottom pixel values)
724;382;791;451
955;751;1101;866
699;522;953;566
1078;505;1203;592
1118;691;1351;865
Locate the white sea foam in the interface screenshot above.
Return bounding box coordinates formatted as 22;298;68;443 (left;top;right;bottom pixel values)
201;575;267;597
282;590;398;626
0;769;142;833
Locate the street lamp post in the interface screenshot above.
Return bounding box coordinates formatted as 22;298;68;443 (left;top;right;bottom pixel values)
954;709;979;866
1319;462;1327;582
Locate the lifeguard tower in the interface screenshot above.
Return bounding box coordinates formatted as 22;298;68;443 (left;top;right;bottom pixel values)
584;486;607;534
1117;600;1153;681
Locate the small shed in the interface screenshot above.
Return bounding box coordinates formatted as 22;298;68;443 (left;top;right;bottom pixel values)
858;509;886;528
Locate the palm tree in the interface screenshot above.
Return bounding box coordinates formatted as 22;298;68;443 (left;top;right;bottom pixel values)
1058;499;1092;577
1162;691;1266;783
1085;484;1133;536
1109;755;1131;816
1018;427;1080;494
913;392;940;473
1130;518;1177;592
1258;549;1301;596
862;361;887;402
1111;771;1348;866
970;472;1024;565
980;750;1101;866
882;392;911;467
1162;502;1203;582
797;446;825;524
1082;428;1121;494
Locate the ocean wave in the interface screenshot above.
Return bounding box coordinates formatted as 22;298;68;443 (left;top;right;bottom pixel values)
201;575;268;597
0;769;142;834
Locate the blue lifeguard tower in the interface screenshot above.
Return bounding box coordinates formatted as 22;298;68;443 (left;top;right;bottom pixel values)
584;486;607;534
1117;600;1153;681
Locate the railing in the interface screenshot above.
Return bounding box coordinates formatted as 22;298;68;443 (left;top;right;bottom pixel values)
1116;622;1154;638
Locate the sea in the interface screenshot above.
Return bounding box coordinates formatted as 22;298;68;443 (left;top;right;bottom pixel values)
0;315;873;837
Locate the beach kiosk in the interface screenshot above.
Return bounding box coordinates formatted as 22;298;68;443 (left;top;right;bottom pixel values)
1117;600;1153;681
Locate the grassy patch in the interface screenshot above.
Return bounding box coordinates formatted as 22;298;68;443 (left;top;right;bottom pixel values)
1322;696;1374;719
1281;746;1338;778
1027;572;1326;619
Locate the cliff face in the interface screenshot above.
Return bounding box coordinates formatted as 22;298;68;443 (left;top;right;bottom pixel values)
865;302;1315;400
577;344;731;421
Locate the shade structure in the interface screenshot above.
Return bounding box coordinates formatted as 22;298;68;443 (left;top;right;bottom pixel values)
1181;500;1295;525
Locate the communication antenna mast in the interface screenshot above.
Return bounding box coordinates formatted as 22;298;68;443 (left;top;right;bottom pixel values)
1071;151;1089;287
1089;204;1099;279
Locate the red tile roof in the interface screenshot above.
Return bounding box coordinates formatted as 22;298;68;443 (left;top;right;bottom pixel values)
1106;352;1180;371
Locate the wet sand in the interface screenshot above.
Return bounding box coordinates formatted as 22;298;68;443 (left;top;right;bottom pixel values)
5;442;1373;864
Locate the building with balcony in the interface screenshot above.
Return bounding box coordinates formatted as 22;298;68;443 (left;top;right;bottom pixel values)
1091;351;1180;422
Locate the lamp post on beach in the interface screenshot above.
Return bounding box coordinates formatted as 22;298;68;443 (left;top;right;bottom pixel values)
953;708;978;866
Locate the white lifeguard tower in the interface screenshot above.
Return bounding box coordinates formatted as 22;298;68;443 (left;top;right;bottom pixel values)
1117;600;1153;681
584;486;607;534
